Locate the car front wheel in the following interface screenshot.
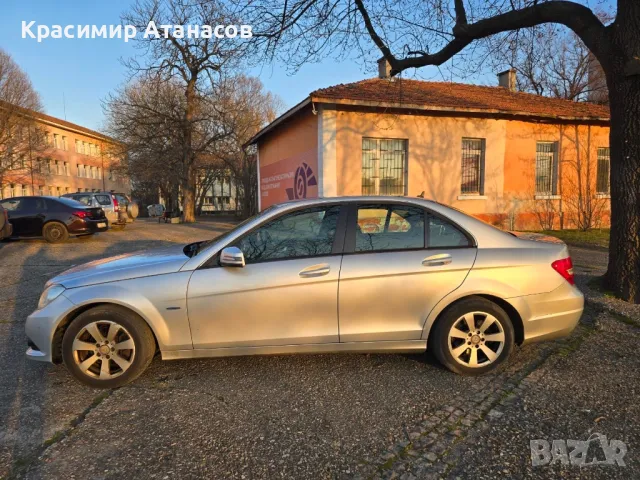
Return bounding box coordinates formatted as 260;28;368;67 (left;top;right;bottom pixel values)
431;297;514;375
62;305;156;388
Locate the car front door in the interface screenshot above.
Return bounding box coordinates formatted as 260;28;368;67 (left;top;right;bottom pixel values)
187;204;346;349
338;203;477;342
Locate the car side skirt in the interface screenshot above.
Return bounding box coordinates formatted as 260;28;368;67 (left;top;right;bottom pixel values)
161;340;428;360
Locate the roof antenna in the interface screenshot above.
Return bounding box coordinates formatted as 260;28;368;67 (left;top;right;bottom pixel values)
417;191;425;198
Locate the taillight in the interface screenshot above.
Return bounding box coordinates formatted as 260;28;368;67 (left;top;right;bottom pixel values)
73;210;89;219
552;257;575;285
112;195;119;211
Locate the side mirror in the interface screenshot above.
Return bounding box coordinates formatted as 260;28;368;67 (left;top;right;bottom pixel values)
220;246;245;267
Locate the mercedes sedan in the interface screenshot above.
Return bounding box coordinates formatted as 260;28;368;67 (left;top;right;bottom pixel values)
25;197;583;388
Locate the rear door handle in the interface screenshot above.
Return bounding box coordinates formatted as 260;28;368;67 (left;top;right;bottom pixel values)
299;263;331;278
422;254;452;267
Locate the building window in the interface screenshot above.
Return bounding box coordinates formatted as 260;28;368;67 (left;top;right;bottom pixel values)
362;138;408;196
596;147;610;195
49;186;54;196
38;185;44;196
65;187;70;193
75;140;81;153
53;134;60;149
535;142;558;195
460;138;485;195
77;164;82;177
97;167;102;179
64;162;70;176
62;136;68;151
22;185;29;196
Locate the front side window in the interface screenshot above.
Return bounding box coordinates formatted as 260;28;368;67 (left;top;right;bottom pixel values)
355;204;424;252
235;205;341;264
362;138;407;196
535;142;558;195
461;138;485;195
596;147;610;194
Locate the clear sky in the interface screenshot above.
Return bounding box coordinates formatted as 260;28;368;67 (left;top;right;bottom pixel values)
0;0;615;132
1;0;382;131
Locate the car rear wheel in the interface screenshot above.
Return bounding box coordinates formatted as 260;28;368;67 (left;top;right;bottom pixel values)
62;305;156;388
431;297;514;376
43;221;69;243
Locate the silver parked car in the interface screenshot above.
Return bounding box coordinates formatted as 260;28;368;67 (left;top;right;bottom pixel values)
25;197;583;388
62;192;128;228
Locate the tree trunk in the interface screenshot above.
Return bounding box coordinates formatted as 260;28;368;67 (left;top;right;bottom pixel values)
182;164;197;222
603;78;640;303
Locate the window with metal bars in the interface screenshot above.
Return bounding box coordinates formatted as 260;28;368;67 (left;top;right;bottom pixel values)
596;147;610;194
362;138;407;196
460;138;485;195
535;142;558;195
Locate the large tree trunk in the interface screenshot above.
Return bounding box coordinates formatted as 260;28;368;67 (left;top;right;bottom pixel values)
603;78;640;303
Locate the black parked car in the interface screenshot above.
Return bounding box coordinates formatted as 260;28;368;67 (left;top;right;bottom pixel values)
0;196;108;243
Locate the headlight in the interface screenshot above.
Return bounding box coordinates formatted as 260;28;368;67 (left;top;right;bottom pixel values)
38;285;65;309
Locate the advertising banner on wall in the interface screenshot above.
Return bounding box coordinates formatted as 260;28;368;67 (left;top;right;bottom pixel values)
259;150;318;209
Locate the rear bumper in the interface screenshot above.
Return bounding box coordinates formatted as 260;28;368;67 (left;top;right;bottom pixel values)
513;282;584;345
69;219;109;234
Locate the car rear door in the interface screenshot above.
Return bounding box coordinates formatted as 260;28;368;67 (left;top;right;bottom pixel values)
5;197;47;236
337;202;477;342
187;204;347;349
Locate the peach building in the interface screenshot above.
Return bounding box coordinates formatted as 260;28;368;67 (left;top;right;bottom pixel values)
249;72;610;230
0;109;130;200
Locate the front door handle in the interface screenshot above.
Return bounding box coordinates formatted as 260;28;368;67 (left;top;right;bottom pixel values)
299;263;331;278
422;253;452;267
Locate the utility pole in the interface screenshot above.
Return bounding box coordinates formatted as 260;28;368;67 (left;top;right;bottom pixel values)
100;142;106;191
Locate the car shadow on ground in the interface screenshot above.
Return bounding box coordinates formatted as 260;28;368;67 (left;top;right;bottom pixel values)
0;237;185;477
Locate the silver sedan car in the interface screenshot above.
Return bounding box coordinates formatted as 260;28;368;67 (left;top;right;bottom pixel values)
25;197;583;388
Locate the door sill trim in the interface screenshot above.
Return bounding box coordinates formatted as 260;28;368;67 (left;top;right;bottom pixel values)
161;340;427;360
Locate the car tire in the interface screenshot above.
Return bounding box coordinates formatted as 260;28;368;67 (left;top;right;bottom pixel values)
431;297;514;376
62;305;156;388
43;221;69;243
128;202;139;220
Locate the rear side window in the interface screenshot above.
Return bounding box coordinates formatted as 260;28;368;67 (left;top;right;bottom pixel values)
355;204;424;252
429;216;470;248
95;195;111;206
74;195;92;206
1;199;22;211
19;197;47;211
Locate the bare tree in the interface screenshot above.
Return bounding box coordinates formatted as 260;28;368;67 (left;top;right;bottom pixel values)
487;12;612;103
104;78;186;213
0;48;45;191
121;0;246;222
212;75;284;218
247;0;640;303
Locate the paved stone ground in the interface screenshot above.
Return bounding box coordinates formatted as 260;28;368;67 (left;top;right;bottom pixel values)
0;221;636;479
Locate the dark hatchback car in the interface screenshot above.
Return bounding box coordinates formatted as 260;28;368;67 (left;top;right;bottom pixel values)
0;196;108;243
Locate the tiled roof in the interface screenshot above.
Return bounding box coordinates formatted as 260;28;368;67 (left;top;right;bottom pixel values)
311;78;610;121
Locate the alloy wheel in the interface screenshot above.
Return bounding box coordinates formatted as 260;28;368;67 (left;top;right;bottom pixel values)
447;311;505;368
72;320;136;379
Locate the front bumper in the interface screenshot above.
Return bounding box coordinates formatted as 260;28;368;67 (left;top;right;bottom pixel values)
515;281;584;345
25;293;77;363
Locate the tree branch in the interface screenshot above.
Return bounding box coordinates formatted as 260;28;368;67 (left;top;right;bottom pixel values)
358;0;609;76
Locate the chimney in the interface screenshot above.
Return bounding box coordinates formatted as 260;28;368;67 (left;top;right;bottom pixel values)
378;57;392;79
497;68;517;92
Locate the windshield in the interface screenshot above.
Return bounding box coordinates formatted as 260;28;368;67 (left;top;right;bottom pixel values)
184;205;278;257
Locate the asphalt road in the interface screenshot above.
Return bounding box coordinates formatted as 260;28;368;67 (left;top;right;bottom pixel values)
0;220;636;479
